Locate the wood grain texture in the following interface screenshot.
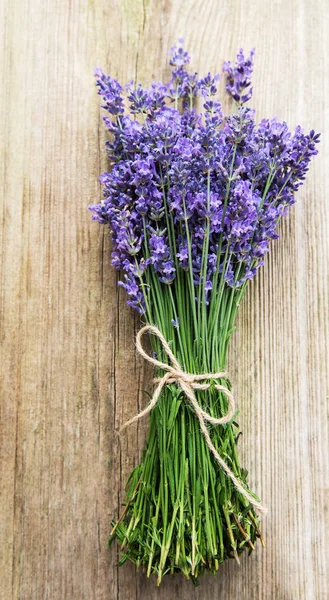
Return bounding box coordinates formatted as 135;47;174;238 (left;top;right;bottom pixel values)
0;0;328;598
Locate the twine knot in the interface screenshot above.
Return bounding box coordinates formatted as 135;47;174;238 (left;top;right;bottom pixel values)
119;324;266;514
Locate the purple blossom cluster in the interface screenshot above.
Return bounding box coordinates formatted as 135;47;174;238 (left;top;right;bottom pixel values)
90;43;319;315
222;48;255;104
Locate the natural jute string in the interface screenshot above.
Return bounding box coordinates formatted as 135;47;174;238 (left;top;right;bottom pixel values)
120;324;266;514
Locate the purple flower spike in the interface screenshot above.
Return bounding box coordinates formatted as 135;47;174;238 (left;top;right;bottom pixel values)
94;68;125;116
223;48;255;104
169;41;190;69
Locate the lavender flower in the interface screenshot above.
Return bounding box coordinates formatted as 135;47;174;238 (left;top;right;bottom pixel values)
222;48;255;104
149;230;175;283
94;67;125;115
90;45;319;317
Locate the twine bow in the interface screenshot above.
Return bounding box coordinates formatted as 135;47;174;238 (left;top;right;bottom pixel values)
120;324;266;514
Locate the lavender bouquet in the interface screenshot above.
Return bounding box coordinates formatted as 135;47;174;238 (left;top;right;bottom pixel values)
90;43;319;585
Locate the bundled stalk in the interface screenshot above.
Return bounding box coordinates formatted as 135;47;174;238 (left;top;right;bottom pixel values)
90;43;319;585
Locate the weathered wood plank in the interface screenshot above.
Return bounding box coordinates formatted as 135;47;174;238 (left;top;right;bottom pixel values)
0;0;328;598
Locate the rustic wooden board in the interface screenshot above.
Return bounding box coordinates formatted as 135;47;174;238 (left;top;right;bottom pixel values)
1;0;328;598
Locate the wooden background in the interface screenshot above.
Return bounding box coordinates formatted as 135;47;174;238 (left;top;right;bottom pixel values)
1;0;328;598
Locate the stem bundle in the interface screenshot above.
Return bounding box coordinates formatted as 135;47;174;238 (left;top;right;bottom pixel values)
109;279;263;585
